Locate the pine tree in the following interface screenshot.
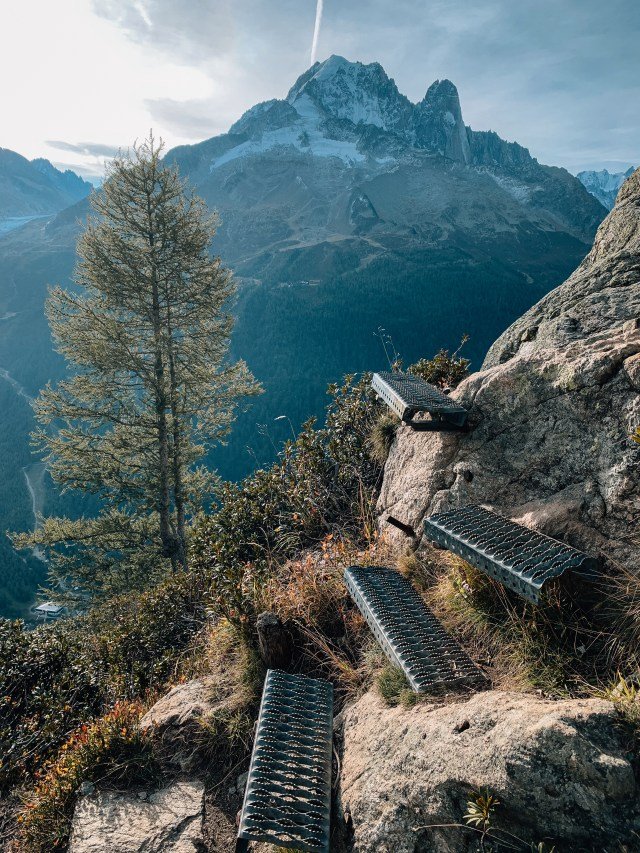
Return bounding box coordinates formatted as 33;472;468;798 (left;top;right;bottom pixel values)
13;136;260;598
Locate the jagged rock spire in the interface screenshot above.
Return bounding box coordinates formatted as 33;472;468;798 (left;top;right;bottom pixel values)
414;79;471;164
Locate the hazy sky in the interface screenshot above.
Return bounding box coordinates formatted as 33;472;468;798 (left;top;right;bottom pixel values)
1;0;637;180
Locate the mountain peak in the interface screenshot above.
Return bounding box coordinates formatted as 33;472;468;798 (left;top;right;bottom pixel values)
577;165;637;210
286;56;411;134
416;78;470;164
0;147;91;218
287;55;386;101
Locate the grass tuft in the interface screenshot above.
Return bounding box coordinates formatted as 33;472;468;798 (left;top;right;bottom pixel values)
376;664;419;707
368;412;399;464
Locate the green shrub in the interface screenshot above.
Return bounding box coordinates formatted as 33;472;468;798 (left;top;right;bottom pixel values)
408;336;470;389
17;701;157;852
0;571;209;791
191;373;386;625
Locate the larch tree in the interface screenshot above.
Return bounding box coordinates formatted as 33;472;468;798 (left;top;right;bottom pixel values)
13;136;260;599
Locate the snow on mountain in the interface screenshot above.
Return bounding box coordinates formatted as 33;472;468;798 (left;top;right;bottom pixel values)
216;56;477;171
577;167;636;210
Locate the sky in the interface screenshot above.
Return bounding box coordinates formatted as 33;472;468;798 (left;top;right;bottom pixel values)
0;0;637;181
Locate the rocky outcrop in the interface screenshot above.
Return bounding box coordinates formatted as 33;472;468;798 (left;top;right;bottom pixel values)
338;689;637;851
416;79;471;164
68;780;205;853
378;168;640;567
139;677;218;772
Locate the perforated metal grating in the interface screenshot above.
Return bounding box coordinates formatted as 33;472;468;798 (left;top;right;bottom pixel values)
424;504;599;603
236;669;333;853
372;371;467;428
344;566;485;693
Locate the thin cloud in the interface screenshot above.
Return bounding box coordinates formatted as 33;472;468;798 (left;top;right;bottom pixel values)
46;141;122;158
91;0;236;62
145;98;233;139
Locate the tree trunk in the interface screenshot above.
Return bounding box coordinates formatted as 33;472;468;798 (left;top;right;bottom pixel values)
166;304;187;570
146;184;174;568
256;612;293;670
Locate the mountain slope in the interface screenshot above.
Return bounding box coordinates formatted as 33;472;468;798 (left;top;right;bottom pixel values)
0;148;91;219
163;56;605;478
577;166;636;210
0;57;608;617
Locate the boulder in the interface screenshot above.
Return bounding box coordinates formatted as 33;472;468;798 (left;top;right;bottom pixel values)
338;690;638;851
68;780;205;853
140;678;218;771
378;168;640;568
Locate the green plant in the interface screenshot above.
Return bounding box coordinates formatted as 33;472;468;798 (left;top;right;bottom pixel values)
595;673;640;725
418;786;557;851
368;412;399;464
17;701;158;852
630;426;640;444
464;788;500;835
0;569;209;791
408;335;470;389
376;664;418;707
191;372;386;626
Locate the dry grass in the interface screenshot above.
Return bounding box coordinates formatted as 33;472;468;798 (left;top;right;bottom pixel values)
255;533;399;703
597;557;640;670
145;619;264;773
423;547;634;698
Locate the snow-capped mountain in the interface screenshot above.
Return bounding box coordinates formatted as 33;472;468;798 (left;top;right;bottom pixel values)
168;55;604;260
577;167;636;210
0;57;607;485
0;148;91;219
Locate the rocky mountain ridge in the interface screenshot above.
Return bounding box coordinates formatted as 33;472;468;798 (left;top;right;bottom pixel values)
578;165;636;210
0;147;91;219
169;55;604;252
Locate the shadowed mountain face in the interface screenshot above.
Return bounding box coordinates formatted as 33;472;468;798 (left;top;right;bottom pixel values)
0;148;91;220
0;57;608;615
163;56;605;477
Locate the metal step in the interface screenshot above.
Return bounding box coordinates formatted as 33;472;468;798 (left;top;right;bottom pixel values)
236;669;333;853
372;370;467;430
344;566;485;693
424;504;599;603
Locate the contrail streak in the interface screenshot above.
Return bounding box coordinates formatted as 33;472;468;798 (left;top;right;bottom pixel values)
310;0;324;65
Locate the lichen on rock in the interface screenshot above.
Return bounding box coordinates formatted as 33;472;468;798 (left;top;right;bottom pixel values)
338;689;637;851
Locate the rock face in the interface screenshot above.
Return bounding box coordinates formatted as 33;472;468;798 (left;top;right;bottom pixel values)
378;167;640;568
339;690;637;851
68;780;205;853
140;677;219;772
